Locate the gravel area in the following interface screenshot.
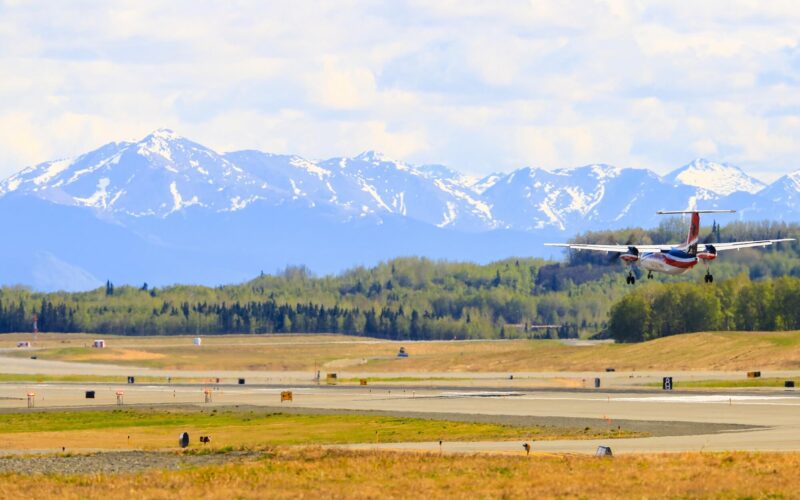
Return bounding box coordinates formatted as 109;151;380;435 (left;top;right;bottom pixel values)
0;450;260;475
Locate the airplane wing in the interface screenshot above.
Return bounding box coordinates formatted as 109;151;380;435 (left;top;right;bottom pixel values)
544;243;668;253
711;239;795;251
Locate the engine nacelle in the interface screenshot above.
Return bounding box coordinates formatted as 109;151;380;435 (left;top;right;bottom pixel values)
697;244;717;261
620;246;639;263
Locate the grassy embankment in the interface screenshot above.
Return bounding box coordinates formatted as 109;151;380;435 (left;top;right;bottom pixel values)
646;377;798;389
0;374;204;384
0;409;639;451
5;331;800;372
0;449;798;498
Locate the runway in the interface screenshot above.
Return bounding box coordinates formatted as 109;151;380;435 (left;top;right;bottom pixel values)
3;354;799;389
1;379;798;454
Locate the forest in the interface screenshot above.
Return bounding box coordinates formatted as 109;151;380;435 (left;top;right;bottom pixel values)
0;218;797;341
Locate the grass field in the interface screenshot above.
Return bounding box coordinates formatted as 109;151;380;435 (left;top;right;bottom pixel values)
645;377;798;389
0;373;202;384
5;331;800;372
0;409;639;451
0;449;798;499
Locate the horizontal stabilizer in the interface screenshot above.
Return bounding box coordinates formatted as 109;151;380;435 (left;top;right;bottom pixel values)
657;209;736;215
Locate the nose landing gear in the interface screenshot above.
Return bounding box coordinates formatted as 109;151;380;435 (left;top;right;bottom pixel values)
647;271;653;279
626;271;636;285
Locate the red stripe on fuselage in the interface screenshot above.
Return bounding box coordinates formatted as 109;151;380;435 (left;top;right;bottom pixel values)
663;254;698;269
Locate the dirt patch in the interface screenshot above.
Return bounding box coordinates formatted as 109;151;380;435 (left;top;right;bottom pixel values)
73;349;166;362
0;450;259;474
322;357;369;369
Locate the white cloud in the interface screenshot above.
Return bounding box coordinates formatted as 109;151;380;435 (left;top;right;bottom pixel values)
0;1;799;183
309;57;377;109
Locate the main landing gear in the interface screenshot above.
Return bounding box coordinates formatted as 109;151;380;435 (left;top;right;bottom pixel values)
625;271;636;285
647;271;654;279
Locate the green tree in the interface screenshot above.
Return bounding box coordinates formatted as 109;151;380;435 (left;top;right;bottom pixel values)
608;293;650;343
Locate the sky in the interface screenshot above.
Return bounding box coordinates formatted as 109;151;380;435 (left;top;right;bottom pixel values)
0;0;799;182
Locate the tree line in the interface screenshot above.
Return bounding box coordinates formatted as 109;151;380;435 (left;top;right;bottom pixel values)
608;274;800;342
0;219;795;341
0;257;598;339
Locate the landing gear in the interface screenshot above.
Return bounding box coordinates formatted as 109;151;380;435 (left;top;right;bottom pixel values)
703;264;714;283
626;271;636;285
647;271;653;279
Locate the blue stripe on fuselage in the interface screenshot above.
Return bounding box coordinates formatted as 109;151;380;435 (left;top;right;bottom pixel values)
667;249;694;259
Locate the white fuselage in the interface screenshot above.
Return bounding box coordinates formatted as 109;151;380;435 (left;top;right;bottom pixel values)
638;250;698;275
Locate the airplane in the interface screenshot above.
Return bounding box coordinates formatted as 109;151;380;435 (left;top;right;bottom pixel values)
545;210;795;285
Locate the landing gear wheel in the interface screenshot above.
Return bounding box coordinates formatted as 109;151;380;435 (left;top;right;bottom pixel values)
626;273;636;285
704;273;714;283
647;271;653;279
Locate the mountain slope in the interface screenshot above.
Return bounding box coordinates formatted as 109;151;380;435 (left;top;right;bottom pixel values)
0;129;269;216
664;158;766;197
757;170;800;214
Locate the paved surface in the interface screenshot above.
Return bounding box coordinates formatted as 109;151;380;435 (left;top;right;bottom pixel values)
3;354;800;389
1;380;799;454
2;354;800;454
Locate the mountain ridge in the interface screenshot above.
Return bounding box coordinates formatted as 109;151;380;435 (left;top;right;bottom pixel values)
3;130;796;230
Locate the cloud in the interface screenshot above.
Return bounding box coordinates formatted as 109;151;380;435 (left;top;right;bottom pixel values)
309;57;377;109
0;1;799;182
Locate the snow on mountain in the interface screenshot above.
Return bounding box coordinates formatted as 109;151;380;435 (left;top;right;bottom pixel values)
0;129;270;216
664;158;766;197
0;131;500;229
470;173;503;195
479;164;678;232
314;151;495;230
0;130;794;237
758;170;800;212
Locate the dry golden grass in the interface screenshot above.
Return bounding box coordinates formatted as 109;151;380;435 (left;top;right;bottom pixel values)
6;331;800;372
0;448;798;499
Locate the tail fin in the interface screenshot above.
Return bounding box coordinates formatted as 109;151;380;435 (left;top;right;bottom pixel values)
656;210;735;256
685;212;700;255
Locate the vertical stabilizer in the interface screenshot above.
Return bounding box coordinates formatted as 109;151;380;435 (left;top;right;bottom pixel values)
657;210;734;255
685;212;700;255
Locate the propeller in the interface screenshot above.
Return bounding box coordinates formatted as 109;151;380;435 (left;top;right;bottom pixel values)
698;230;718;257
608;234;636;263
701;243;717;256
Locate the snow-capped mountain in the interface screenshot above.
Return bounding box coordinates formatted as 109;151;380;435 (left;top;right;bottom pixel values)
0;129;798;290
479;164;655;231
1;130;494;230
758;170;800;212
664;158;766;197
0;129;267;216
